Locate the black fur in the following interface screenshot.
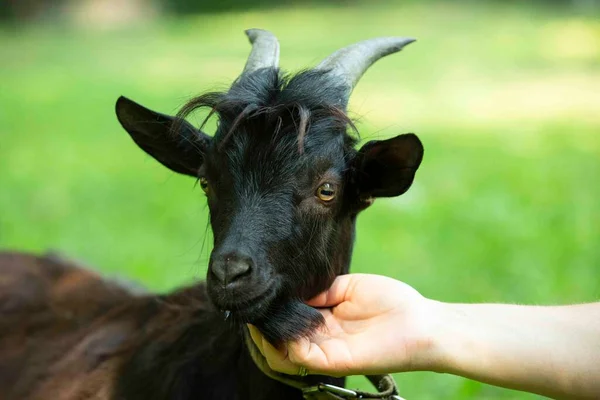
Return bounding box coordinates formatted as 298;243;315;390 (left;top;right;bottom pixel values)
115;284;343;400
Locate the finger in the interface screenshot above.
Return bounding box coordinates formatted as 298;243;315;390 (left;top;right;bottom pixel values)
260;337;299;375
286;336;328;373
247;324;265;356
306;274;361;308
249;325;306;375
289;336;355;378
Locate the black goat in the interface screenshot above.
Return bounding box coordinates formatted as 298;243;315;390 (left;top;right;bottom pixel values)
0;29;423;400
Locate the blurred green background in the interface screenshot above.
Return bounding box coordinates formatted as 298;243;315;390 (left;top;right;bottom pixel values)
1;0;599;398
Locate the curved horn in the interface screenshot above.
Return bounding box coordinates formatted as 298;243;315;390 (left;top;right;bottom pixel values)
315;37;415;100
241;29;280;75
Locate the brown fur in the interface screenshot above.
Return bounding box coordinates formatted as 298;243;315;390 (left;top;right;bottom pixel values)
0;252;210;400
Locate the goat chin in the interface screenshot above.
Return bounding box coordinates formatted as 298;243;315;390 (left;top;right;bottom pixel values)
249;300;326;344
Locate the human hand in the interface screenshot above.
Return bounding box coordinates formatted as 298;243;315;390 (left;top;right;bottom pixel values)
248;273;443;377
249;274;600;399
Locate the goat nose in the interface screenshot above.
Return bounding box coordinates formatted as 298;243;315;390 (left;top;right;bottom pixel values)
211;254;253;286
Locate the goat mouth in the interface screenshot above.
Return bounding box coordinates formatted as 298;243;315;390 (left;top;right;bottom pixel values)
212;287;278;323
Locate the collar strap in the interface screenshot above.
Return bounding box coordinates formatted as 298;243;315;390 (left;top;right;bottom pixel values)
244;330;405;400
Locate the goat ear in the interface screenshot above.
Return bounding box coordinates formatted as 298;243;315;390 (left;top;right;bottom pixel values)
115;96;211;177
353;133;423;198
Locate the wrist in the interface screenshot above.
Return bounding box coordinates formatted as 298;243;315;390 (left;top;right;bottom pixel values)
424;302;498;378
408;299;465;374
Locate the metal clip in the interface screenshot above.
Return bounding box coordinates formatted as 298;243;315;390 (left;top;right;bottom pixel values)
302;383;359;398
302;382;406;400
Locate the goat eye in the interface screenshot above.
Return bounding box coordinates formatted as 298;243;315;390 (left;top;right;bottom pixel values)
316;183;336;202
199;177;209;194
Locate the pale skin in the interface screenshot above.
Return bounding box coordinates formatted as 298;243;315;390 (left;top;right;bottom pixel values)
248;274;600;399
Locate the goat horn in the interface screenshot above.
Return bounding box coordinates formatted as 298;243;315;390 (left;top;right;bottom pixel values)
241;29;280;75
315;37;416;104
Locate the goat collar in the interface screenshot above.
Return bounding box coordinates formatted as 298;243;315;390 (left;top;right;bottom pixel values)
243;328;405;400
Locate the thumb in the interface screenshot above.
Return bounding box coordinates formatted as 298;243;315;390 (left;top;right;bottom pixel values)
306;274;357;308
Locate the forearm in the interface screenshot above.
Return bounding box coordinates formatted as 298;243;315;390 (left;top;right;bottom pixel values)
428;301;600;399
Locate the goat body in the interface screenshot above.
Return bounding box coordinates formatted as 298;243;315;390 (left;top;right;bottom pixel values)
0;251;341;399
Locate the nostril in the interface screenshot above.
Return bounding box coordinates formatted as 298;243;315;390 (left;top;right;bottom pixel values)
210;253;254;287
227;259;251;284
210;261;227;283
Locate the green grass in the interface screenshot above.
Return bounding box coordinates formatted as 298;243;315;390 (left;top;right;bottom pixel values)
1;2;599;399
